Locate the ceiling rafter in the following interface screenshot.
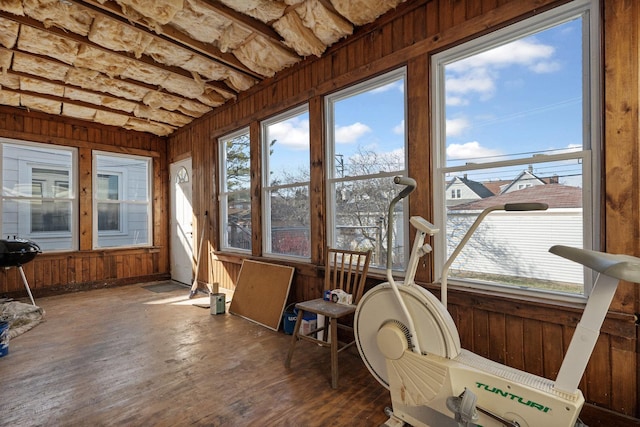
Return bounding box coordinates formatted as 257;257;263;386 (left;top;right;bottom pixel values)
1;86;178;132
5;13;238;98
197;0;289;50
6;67;198;121
8;15;236;102
0;0;410;136
73;0;264;81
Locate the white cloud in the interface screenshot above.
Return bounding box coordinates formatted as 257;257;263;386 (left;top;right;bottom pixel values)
449;39;556;72
371;80;404;94
446;68;495;96
447;141;503;160
393;119;405;135
446;38;559;103
335;122;371;144
268;118;309;150
446;118;470;137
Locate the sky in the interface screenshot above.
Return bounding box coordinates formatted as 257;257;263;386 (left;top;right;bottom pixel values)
265;16;585;187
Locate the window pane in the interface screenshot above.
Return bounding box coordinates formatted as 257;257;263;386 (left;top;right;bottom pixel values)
267;185;310;257
224;133;251;192
94;153;151;248
98;202;120;231
333;81;406;174
262;109;311;257
97;174;119;200
31;200;71;232
227;190;252;250
2;142;76;251
333;177;405;268
444;19;583;168
445;162;583;294
265;112;310;183
220;129;251;252
327;69;407;270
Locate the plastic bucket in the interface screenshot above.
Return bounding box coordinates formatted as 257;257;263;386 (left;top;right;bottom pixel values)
0;321;9;357
282;304;317;335
282;304;297;335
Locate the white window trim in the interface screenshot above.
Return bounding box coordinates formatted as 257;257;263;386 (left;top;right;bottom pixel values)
325;67;408;272
431;0;600;302
0;137;78;252
218;127;252;254
261;104;311;261
92;151;152;249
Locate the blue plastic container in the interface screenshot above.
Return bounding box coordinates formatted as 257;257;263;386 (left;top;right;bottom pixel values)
0;321;9;357
282;304;317;335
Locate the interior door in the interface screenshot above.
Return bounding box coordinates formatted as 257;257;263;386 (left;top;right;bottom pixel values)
170;158;193;285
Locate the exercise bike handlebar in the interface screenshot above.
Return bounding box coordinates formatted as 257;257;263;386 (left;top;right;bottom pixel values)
504;202;548;211
393;176;417;200
387;176;416;270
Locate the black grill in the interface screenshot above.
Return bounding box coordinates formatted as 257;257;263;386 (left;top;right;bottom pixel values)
0;239;41;268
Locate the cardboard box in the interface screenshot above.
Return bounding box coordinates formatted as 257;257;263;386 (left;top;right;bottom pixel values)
300;317;317;336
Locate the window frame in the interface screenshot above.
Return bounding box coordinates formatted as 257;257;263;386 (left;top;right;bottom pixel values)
218;127;252;254
0;138;78;252
431;0;601;301
325;67;409;272
261;104;311;261
92;151;152;249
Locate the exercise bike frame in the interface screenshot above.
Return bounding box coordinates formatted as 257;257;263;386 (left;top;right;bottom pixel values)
357;176;640;427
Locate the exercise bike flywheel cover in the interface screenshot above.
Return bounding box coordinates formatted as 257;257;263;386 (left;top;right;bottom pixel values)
354;282;461;389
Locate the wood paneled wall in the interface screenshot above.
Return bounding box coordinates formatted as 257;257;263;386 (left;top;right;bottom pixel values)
0;107;169;295
169;0;640;420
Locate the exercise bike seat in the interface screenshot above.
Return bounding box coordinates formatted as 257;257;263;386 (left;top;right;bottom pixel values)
550;245;640;283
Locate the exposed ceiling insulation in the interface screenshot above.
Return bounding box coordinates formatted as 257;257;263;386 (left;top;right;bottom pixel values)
0;0;406;136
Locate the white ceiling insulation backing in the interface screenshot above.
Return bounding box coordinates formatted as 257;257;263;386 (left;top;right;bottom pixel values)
0;0;407;136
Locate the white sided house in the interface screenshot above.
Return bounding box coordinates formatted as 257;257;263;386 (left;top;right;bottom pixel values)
445;175;494;206
445;184;583;292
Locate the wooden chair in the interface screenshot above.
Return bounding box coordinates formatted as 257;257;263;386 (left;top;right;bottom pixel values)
285;247;372;389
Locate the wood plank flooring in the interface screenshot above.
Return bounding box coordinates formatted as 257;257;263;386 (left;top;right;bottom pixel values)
0;282;391;426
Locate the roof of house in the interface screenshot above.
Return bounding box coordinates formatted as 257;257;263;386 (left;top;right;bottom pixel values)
446;176;495;198
448;184;582;211
499;170;546;193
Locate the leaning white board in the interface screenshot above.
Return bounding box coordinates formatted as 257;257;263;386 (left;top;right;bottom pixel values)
229;260;295;331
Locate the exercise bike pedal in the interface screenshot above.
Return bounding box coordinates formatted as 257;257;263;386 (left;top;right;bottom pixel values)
446;388;479;426
381;407;406;427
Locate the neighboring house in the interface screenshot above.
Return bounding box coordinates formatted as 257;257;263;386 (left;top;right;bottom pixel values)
499;166;559;194
445;175;494;206
444;184;583;288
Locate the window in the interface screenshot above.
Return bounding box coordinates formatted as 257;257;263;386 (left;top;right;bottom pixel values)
219;128;251;252
326;68;407;270
93;152;151;248
1;140;77;251
262;106;310;258
432;0;599;298
97;173;121;231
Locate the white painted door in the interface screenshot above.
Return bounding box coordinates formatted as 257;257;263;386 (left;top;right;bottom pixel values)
170;158;193;285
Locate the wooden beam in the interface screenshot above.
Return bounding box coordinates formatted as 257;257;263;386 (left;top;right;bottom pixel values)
6;13;239;96
74;0;264;81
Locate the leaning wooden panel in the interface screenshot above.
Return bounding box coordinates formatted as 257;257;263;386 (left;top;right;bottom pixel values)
229;259;294;331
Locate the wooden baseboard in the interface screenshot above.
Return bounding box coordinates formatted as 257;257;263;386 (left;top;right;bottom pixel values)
581;403;640;426
2;273;170;300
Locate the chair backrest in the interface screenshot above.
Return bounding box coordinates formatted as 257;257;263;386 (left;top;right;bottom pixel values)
324;248;372;304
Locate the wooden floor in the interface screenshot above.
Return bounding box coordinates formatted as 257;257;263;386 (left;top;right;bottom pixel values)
0;282;391;426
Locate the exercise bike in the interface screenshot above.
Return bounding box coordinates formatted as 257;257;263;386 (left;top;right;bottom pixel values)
354;176;640;427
